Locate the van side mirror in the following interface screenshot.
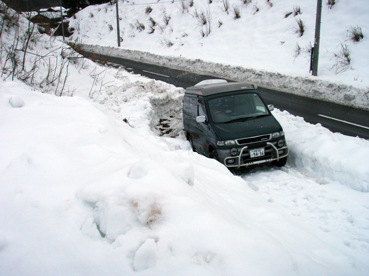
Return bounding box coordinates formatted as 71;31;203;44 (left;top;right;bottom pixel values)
268;104;274;111
196;115;207;123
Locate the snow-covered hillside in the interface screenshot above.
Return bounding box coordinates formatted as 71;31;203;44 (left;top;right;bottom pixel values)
67;0;369;109
1;1;369;275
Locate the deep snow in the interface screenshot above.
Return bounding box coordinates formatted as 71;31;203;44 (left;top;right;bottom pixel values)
1;1;369;275
1;77;369;276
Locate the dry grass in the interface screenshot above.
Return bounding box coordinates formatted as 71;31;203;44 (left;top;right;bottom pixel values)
295;18;305;37
348;26;364;42
233;5;241;19
327;0;337;9
332;43;351;73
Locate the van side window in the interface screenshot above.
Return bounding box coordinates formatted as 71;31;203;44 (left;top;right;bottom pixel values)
198;101;206;116
184;95;197;117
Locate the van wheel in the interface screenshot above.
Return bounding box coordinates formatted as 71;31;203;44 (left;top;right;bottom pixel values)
189;136;196;152
273;157;287;167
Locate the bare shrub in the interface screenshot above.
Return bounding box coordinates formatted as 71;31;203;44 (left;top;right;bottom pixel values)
163;14;171;25
285;11;292;18
304;42;313;55
233;5;241;19
145;6;153;14
199;8;212;37
199;12;207;25
159;38;174;47
241;0;252;5
293;5;301;16
180;1;189;13
148;26;155;34
135;20;145;32
332;43;351;73
348;26;364;42
294;43;301;58
295;18;305;37
253;5;260;14
327;0;337;9
222;0;230;14
149;17;157;27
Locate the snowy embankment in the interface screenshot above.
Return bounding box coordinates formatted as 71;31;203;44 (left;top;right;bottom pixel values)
81;44;369;110
1;71;369;275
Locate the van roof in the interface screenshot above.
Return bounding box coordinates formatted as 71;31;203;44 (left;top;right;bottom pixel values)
185;81;256;96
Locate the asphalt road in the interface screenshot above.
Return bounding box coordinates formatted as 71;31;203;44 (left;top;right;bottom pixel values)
82;51;369;139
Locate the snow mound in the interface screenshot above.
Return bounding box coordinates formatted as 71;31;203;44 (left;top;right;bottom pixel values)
273;109;369;192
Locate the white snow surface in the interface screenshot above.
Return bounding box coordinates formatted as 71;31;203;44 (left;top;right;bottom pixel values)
1;70;369;276
1;1;369;275
67;0;369;110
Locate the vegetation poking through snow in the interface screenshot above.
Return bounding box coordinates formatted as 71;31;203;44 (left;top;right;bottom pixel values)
285;11;293;18
348;26;364;42
145;6;153;14
241;0;252;5
233;5;241;19
332;43;351;73
222;0;230;14
294;43;301;57
327;0;337;9
295;18;305;37
135;20;145;32
293;5;301;16
163;13;171;26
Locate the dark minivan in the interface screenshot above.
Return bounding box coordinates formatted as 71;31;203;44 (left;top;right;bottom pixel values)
183;80;288;168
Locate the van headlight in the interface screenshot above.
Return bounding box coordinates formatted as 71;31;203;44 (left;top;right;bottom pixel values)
272;131;284;138
217;140;236;146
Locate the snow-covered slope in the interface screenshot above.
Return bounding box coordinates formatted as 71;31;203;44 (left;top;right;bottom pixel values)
67;0;369;109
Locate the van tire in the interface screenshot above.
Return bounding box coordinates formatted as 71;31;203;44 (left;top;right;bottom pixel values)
273;157;287;167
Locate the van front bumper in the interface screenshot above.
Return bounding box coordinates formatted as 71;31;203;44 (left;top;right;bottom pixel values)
218;142;289;168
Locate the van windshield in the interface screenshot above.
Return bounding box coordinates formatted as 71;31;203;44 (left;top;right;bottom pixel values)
208;93;269;124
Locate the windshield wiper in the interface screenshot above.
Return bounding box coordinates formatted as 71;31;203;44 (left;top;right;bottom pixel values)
222;114;269;124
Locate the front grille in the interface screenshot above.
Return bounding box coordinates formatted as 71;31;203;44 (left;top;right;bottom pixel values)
237;134;271;145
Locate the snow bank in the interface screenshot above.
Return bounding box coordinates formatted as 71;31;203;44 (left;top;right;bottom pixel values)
1;80;368;275
273;109;369;192
81;44;369;111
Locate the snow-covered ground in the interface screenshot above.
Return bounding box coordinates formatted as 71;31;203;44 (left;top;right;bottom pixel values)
67;0;369;110
1;71;369;276
1;1;369;275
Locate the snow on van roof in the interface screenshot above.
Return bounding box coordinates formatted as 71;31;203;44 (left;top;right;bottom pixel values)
194;79;227;86
186;81;256;96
